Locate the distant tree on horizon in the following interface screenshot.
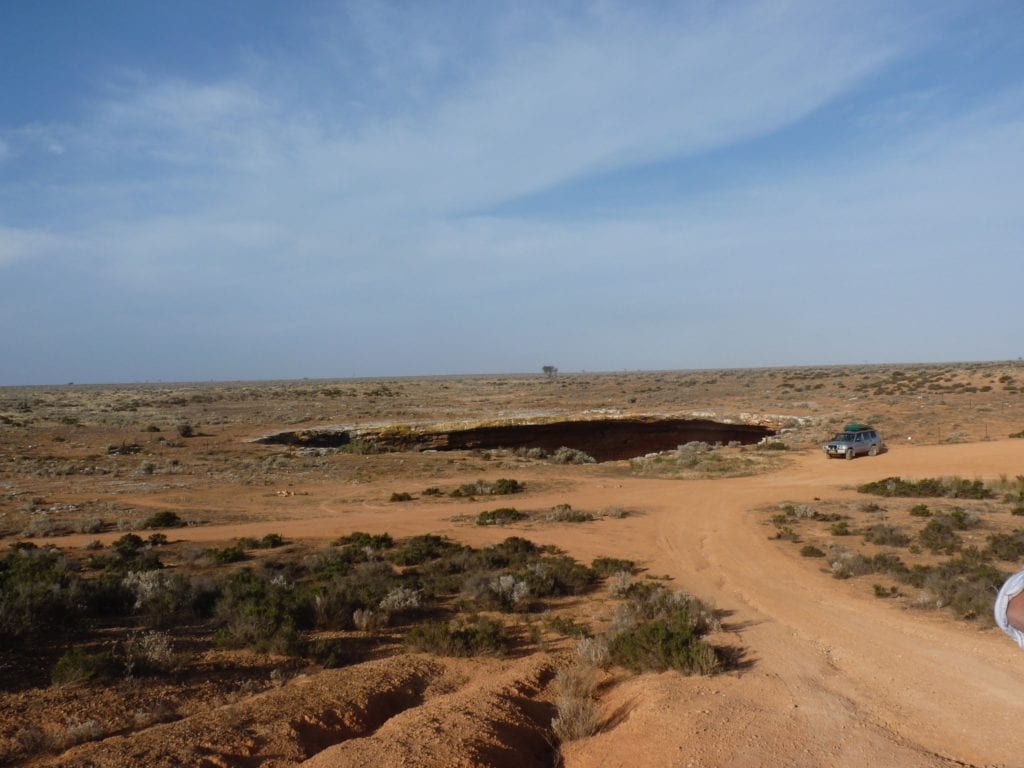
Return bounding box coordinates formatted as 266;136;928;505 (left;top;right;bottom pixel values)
542;365;558;379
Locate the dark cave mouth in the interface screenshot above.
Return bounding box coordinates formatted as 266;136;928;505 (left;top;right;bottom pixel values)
257;417;775;463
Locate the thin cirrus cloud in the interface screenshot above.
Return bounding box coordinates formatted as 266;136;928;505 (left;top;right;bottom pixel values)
0;1;1020;383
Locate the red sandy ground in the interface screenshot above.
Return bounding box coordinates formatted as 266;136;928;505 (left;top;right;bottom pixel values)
27;439;1024;768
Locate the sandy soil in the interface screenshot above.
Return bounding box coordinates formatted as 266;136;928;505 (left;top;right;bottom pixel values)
6;366;1024;767
17;439;1024;767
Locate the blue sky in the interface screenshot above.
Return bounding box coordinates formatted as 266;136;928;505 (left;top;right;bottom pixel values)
1;1;1023;384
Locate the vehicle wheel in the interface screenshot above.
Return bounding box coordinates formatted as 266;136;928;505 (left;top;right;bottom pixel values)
845;448;854;460
869;445;879;457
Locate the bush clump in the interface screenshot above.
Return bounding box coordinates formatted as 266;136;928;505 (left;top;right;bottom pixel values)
0;546;85;640
550;447;596;465
857;476;994;500
206;545;247;564
903;554;1007;621
335;531;394;550
449;478;524;498
214;569;310;654
492;478;524;495
404;616;510;656
546;504;594;523
389;534;461;566
830;521;852;536
609;609;718;675
863;525;911;547
142;511;185;529
592;557;636;576
918;518;962;555
237;533;285;550
476;507;528;526
986;531;1024;561
51;646;119;687
550;664;601;742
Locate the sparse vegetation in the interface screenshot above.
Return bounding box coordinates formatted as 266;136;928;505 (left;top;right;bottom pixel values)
449;478;525;498
142;510;185;529
545;503;594;523
5;364;1023;763
475;507;527;525
404;616;511;656
857;476;994;499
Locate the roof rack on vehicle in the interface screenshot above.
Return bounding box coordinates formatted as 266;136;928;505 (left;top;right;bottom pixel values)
844;423;872;432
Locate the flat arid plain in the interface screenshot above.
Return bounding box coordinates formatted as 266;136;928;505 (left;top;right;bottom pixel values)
4;362;1024;767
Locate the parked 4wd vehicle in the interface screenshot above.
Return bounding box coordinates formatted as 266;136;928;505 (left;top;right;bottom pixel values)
823;424;884;460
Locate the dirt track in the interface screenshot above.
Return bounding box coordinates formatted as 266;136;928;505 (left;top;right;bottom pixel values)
561;441;1024;768
29;440;1024;767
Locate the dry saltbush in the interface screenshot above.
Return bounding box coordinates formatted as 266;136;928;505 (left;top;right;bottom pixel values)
606;602;641;640
62;719;105;747
575;635;611;668
353;608;387;632
123;630;176;676
132;699;177;728
551;664;601;742
554;663;596;700
608;570;632;598
15;725;57;755
378;586;421;613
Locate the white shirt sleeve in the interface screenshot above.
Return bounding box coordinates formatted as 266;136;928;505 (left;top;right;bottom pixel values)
994;568;1024;649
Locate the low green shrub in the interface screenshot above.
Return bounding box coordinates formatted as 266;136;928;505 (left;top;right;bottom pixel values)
492;478;524;494
830;521;851;536
142;511;185;529
546;616;592;638
918;519;961;554
0;546;85;640
863;525;911;547
213;568;311;653
51;647;118;686
336;531;393;550
237;533;286;550
476;507;527;525
389;534;461;566
592;557;636;576
858;476;993;500
207;545;247;564
449;478;524;498
404;616;510;656
986;531;1024;561
610;610;718;674
389;492;413;502
800;545;825;558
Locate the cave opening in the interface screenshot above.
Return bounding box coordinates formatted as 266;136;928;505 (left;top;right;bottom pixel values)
257;417;774;462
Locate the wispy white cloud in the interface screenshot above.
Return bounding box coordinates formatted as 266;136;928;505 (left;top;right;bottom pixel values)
0;226;66;268
1;1;1021;381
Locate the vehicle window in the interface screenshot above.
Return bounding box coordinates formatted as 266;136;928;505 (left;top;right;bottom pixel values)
855;434;862;441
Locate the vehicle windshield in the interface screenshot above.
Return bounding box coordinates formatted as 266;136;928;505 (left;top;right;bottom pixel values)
831;433;853;442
